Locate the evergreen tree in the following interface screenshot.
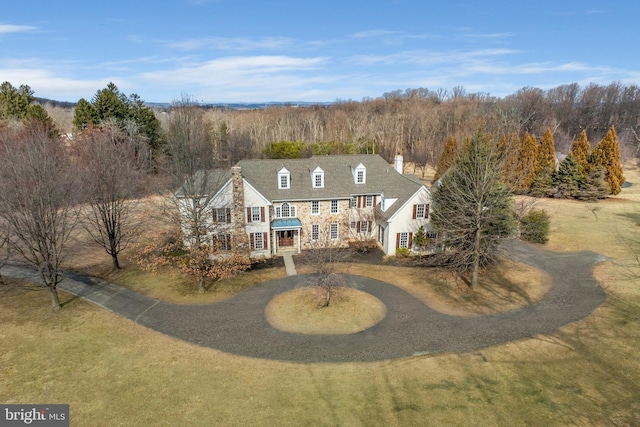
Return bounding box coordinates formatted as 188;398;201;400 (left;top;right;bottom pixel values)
412;225;429;257
576;166;609;200
73;98;99;129
530;128;556;196
570;129;591;174
589;125;625;195
513;132;538;193
431;129;516;289
553;154;582;198
434;136;458;182
0;81;52;123
519;209;550;244
499;132;521;189
73;82;162;151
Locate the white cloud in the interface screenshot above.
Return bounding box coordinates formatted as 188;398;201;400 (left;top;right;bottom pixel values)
141;55;328;83
350;48;518;66
0;24;36;34
169;36;295;51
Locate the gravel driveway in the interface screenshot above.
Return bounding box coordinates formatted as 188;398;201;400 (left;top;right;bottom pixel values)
1;240;607;362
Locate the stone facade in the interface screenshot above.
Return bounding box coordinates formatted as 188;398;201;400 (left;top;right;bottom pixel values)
230;166;250;255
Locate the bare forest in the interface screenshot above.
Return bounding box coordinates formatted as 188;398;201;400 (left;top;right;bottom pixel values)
38;82;640;172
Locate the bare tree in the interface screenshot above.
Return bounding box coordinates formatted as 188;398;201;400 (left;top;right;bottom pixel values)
430;129;517;289
152;96;250;293
0;122;79;309
74;124;145;270
301;230;351;307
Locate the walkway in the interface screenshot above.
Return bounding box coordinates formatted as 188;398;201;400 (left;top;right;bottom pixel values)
283;254;297;276
0;240;607;363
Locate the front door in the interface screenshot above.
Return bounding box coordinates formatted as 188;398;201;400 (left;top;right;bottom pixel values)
278;230;294;247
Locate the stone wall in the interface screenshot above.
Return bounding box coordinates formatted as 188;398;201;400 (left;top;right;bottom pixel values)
230;166;250;255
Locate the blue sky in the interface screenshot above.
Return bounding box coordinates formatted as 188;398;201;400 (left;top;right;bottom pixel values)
1;0;639;103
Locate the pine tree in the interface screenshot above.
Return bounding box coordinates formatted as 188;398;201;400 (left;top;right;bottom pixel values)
570;129;591;174
434;136;458;182
576;166;609;200
530;128;556;196
513;132;538;193
553;154;582;198
499;132;521;190
589;125;625;195
431;129;516;289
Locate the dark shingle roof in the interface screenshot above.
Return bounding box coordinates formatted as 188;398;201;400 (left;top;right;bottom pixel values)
174;169;231;198
237;154;426;219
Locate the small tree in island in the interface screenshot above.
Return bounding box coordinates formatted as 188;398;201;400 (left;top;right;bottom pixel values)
301;229;350;308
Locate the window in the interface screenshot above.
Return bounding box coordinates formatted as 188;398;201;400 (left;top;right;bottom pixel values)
281;202;290;218
366;195;373;207
215;207;230;223
413;203;428;219
251;207;261;222
278;167;290;189
350;196;358;208
330;199;339;214
275;203;296;218
312;167;324;188
253;232;263;250
330;223;339;240
311;200;319;215
350;221;357;230
280;174;289;189
399;232;409;249
311;224;320;241
359;221;369;233
214;234;231;251
354;163;366;184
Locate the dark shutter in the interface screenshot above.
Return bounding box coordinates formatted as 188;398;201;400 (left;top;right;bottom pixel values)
396;233;400;249
246;207;252;223
250;233;255;250
263;232;268;249
425;204;429;219
225;208;231;223
373;196;377;206
412;204;417;219
260;206;265;222
408;232;413;249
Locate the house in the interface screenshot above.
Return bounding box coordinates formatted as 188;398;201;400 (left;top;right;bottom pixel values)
175;154;433;258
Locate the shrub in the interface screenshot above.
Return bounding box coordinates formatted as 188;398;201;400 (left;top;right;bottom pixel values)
519;209;550;244
395;247;410;257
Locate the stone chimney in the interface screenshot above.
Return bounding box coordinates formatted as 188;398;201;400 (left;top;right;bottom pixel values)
394;154;403;174
230;165;250;254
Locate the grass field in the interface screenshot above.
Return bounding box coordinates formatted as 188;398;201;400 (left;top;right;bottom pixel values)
2;169;640;426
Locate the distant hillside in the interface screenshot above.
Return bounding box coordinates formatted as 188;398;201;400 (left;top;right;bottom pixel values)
35;97;77;109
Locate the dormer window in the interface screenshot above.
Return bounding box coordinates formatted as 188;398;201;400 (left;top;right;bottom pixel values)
354;163;366;184
278;167;290;189
312;166;324;189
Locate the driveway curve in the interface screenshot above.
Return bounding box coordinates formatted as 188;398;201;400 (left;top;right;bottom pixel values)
1;240;607;363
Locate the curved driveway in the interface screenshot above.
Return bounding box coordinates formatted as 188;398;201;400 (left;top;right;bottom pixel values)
1;240;607;362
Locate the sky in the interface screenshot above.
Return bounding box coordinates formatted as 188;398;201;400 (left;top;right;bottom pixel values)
2;0;640;103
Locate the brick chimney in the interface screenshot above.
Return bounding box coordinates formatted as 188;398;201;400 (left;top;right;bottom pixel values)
230;165;250;254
